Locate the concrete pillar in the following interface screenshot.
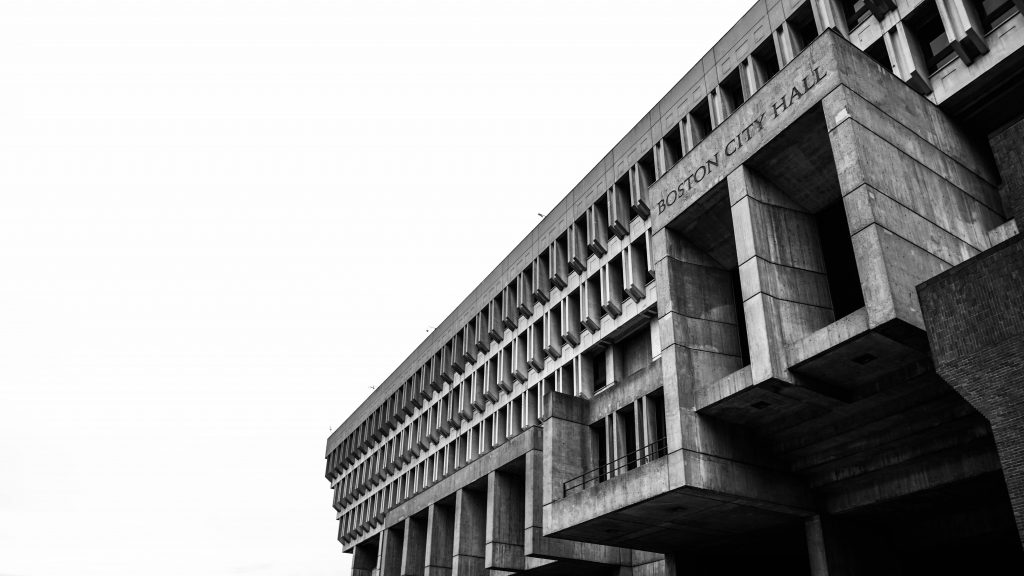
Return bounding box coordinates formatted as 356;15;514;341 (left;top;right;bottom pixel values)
652;227;745;454
485;470;526;571
401;516;427;576
575;354;594;398
810;0;849;37
424;503;454;576
377;526;404;576
805;515;864;576
681;115;701;153
353;541;378;576
728;164;834;386
452;488;486;576
774;22;800;65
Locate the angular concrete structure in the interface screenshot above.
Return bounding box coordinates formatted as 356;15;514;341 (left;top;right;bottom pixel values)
325;2;1024;574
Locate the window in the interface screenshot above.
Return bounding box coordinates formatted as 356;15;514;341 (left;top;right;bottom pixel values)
905;2;957;73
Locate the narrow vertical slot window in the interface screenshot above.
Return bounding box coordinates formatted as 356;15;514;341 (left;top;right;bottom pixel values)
689;99;712;145
601;259;624;318
532;255;550;304
719;67;745;116
528;321;545;372
487;297;504;344
788;2;819;52
632;150;655;219
517;267;534;318
610;178;631;239
582;276;603;332
660;125;683;175
503;282;518;330
568;216;589;274
904;2;957;73
544;306;563;359
751;36;780;83
587;196;610;257
865;36;892;70
550;234;570;288
562;289;581;346
816;200;865;319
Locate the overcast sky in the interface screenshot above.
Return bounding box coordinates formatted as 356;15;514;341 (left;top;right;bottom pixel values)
0;1;754;575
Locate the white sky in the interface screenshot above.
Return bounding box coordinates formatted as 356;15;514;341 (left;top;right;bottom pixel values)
0;1;754;575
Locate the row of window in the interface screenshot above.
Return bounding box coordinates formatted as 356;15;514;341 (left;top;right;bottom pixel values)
325;229;656;481
328;250;658;507
337;327;664;544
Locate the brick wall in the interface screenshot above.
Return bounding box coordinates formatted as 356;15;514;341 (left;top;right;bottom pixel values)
989;117;1024;222
919;235;1024;545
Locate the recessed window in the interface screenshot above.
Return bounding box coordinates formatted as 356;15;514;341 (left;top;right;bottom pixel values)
905;2;957;73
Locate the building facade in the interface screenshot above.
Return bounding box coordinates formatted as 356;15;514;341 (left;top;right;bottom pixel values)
324;1;1024;574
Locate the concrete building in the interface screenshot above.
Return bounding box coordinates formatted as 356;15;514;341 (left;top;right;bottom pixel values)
323;1;1024;574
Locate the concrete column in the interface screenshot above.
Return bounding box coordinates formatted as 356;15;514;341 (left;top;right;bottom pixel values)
810;0;849;37
728;164;834;386
485;470;526;571
401;516;427;576
652;227;745;454
424;503;454;576
353;541;378;576
774;22;800;65
452;489;486;576
377;526;404;576
575;355;594;398
805;515;860;576
681;115;701;153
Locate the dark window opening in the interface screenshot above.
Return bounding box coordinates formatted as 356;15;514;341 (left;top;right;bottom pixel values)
632;235;654;285
905;2;957;73
648;390;667;457
637;150;656;193
620;324;653;377
865;37;892;70
690;98;712;143
662;125;683;171
621;405;638;470
969;0;1018;30
720;68;745;115
593;419;608;482
789;2;819;52
751;36;781;82
840;0;873;30
592;350;607;393
816;200;865;319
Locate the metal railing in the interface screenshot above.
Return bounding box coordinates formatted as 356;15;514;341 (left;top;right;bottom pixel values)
562;437;668;497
